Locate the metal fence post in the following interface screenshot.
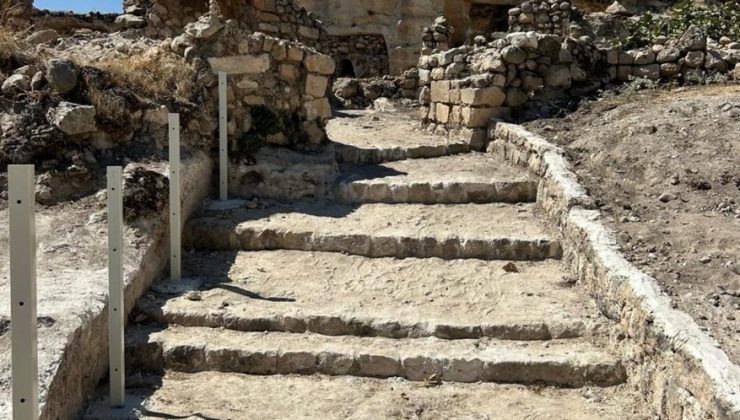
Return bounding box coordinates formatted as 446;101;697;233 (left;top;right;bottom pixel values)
106;167;125;407
219;71;228;201
9;165;38;420
169;113;181;281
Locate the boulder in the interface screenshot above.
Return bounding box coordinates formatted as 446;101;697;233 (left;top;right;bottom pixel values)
505;32;538;49
676;25;707;52
684;51;705;68
501;46;527;64
1;74;29;94
26;29;59;45
656;47;681;63
704;50;727;72
544;65;571;88
373;98;397;112
185;15;225;39
48;102;97;135
605;1;631;16
731;63;740;80
632;49;655;65
114;14;146;30
30;71;45;90
46;59;78;94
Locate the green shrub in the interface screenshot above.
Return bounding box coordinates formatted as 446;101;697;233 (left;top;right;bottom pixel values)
621;0;740;49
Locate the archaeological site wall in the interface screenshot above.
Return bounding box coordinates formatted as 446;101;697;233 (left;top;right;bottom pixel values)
418;14;740;145
121;0;324;45
296;0;525;75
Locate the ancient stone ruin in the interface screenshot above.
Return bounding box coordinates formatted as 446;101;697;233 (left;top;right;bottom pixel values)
0;0;739;419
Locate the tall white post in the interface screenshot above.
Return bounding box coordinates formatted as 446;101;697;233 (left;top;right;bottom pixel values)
106;166;125;408
218;71;228;201
169;113;182;281
8;165;38;420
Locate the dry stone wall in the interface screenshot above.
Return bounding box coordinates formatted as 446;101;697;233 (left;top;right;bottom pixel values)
603;26;740;83
419;21;740;137
172;16;335;147
319;34;389;78
123;0;324;46
418;31;601;146
507;0;572;36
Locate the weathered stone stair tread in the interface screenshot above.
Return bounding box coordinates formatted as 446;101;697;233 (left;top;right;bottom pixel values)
329;110;469;163
140;251;603;340
83;371;644;420
339;153;538;204
127;326;625;387
184;202;562;260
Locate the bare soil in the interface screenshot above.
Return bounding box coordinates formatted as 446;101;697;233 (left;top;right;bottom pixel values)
523;85;740;364
84;371;649;419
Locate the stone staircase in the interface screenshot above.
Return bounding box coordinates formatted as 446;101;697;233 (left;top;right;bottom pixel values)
84;110;642;418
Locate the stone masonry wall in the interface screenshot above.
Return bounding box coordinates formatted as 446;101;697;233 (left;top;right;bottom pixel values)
418;21;740;138
418;31;601;147
172;16;335;147
123;0;324;46
507;0;572;36
319;34;389;78
603;26;740;83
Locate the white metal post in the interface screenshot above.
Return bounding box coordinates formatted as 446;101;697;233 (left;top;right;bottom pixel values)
106;166;125;407
169;113;182;281
218;71;228;201
8;165;38;420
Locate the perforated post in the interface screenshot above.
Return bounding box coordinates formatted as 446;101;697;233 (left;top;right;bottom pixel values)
106;166;125;408
169;113;182;281
8;165;38;420
218;71;228;201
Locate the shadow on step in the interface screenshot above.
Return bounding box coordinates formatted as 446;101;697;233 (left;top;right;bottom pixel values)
81;371;220;420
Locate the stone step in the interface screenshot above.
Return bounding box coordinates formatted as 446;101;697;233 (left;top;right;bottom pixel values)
83;371;645;419
329;109;470;164
338;153;538;204
184;202;562;261
139;251;604;341
127;326;627;387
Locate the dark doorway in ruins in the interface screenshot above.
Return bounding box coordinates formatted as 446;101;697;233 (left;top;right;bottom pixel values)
322;34;390;78
469;4;510;38
338;59;356;78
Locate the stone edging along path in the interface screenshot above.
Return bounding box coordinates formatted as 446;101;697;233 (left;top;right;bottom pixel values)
489;122;740;419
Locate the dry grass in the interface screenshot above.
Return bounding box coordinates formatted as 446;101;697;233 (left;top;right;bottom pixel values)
89;88;131;126
0;0;23;25
78;49;198;101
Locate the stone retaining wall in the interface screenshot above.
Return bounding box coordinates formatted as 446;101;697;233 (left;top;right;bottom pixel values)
418;31;600;146
489;122;740;419
418;21;740;135
0;153;214;419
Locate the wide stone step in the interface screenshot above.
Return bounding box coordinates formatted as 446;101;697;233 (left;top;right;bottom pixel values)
329;109;470;164
139;251;604;341
127;326;627;387
184;202;562;261
338;153;538;204
83;371;645;419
